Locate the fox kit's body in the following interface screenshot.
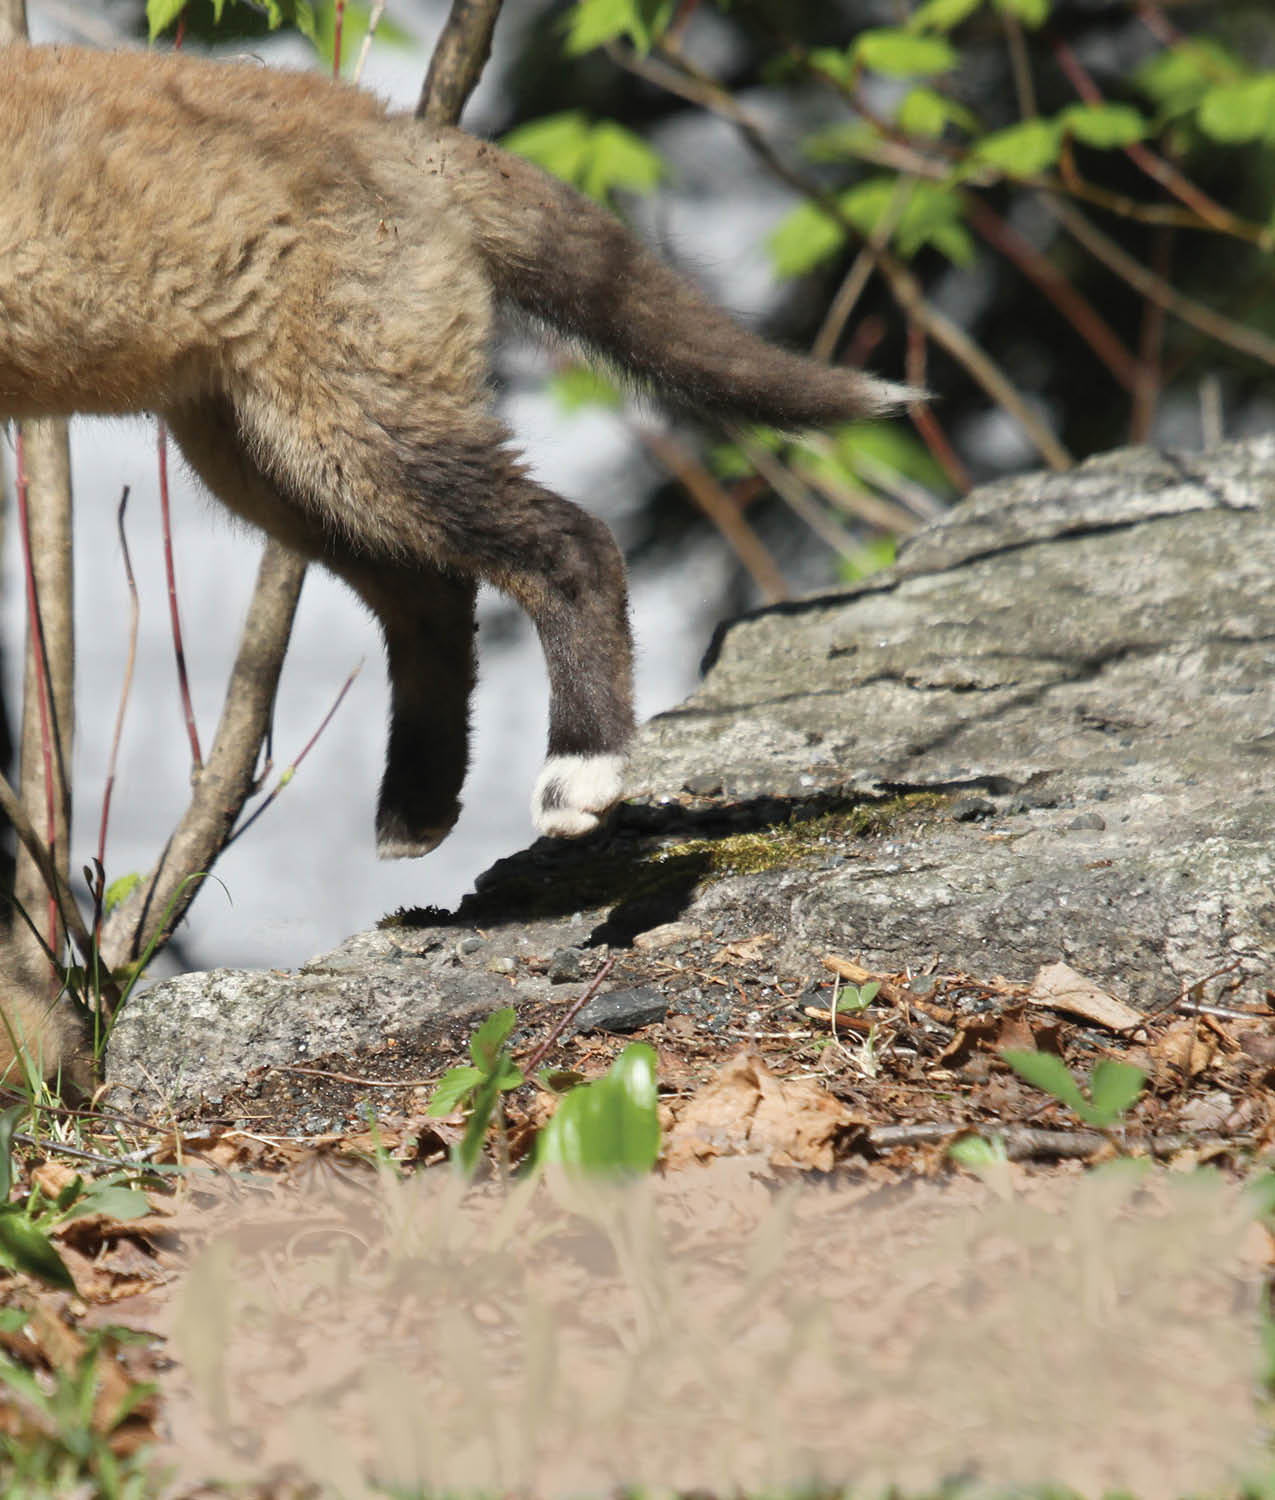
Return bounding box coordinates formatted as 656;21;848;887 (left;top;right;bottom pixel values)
1;44;909;855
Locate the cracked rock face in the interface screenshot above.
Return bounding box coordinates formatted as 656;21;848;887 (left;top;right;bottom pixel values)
106;438;1275;1111
627;437;1275;1005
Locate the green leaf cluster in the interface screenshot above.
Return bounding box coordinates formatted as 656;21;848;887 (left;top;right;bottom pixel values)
0;1105;150;1292
502;112;666;205
769;177;973;277
563;0;675;57
428;1008;661;1178
537;1044;660;1172
1001;1049;1147;1129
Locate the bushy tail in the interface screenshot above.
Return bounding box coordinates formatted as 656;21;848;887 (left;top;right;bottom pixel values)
431;129;917;429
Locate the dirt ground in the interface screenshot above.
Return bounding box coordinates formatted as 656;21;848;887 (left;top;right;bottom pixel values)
2;937;1274;1497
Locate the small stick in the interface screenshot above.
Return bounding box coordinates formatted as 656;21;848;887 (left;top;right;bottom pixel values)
156;419;202;770
520;955;618;1076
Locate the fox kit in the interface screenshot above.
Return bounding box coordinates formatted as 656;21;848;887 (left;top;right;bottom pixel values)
0;44;911;856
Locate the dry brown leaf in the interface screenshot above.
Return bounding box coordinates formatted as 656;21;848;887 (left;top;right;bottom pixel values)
662;1051;861;1171
1028;962;1143;1032
713;933;775;965
1152;1018;1217;1080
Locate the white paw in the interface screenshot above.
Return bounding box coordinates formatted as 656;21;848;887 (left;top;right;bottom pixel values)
532;753;626;837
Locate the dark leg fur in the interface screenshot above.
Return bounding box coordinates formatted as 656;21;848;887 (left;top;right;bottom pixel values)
165;398;479;856
381;433;635;835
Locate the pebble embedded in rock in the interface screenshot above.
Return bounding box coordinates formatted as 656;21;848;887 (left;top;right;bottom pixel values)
548;947;584;983
573;986;668;1034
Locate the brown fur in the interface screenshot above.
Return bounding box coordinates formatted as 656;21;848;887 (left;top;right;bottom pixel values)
0;955;83;1088
0;44;912;853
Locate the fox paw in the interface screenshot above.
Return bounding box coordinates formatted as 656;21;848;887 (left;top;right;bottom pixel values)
532;753;626;837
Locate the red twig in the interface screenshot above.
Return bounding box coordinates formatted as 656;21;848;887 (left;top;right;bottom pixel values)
520;955;619;1076
333;0;346;76
155;418;202;771
97;488;139;880
14;432;61;957
223;662;362;847
1050;33;1242;239
966;198;1141;394
904;321;970;494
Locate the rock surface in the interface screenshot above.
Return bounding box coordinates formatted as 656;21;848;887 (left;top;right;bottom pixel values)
106;437;1275;1115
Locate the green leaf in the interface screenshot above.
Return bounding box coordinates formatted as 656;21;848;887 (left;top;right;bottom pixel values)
564;0;675;57
854;29;957;79
64;1184;152;1223
1001;1049;1088;1113
550;365;624;413
1197;75;1275;145
146;0;186;41
580;121;665;201
1133;40;1243;120
839;536;898;583
767;199;848;278
992;0;1050;25
427;1065;485;1118
538;1044;660;1172
897;86;978;138
1060;102;1148;149
0;1211;75;1291
948;1133;1008;1169
808;47;857;88
908;0;983;32
104;872;141;916
1088;1059;1147;1122
0;1105;24;1200
969;117;1062;175
470;1007;518;1072
801;121;887;165
502;113;665;205
840;176;974;265
835;981;880;1013
455;1067;509;1178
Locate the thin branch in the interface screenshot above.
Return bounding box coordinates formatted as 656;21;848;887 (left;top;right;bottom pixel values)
416;0;502;125
636;428;790;603
224;660;362;848
96;488;138;875
966;198;1141;393
729;427;861;560
1048;197;1275;369
0;770;92;965
99;542;307;968
156;419;202;770
880;253;1073;471
610;39;1073;472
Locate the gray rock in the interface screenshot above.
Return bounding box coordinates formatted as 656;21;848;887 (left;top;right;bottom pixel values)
105;437;1275;1111
574;986;668;1034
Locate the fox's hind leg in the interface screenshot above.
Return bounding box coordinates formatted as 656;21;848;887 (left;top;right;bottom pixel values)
374;432;635;839
165;398;477;855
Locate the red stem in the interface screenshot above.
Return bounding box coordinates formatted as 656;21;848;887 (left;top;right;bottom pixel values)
905;322;971;494
333;0;346;76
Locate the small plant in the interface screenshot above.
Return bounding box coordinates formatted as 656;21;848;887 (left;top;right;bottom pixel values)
1001;1048;1147;1128
536;1044;660;1173
834;979;880;1014
0;1327;157;1499
429;1009;662;1178
0;1104;150;1292
427;1007;525;1179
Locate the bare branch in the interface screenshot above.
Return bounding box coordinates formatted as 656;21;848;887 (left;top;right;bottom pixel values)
416;0;502;125
99;542;306;968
